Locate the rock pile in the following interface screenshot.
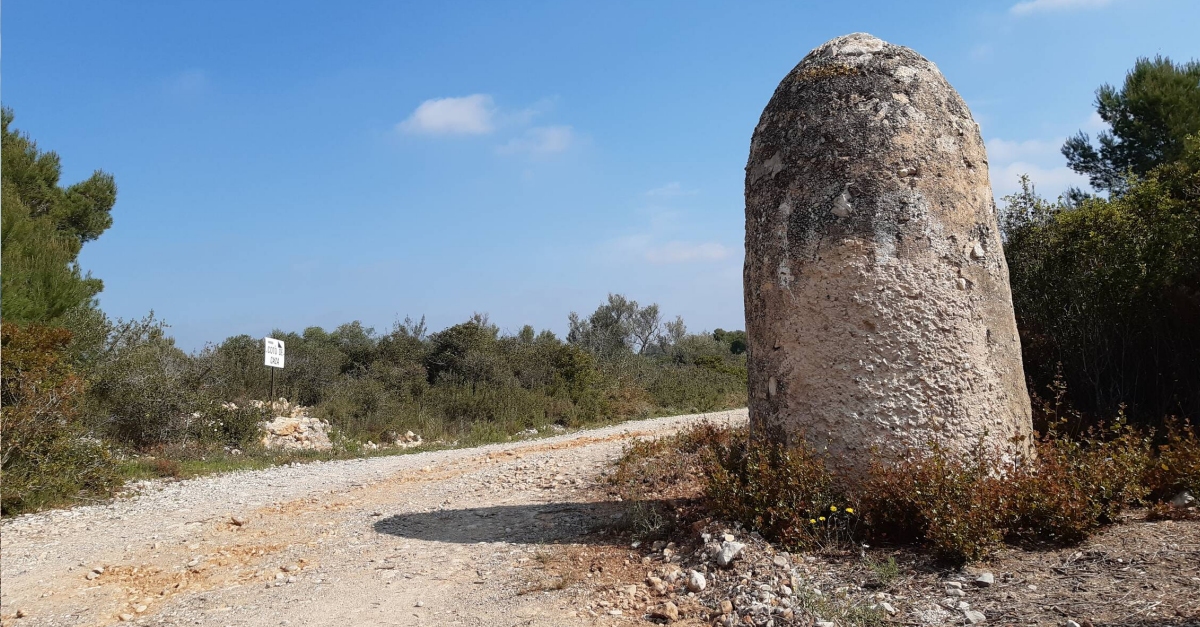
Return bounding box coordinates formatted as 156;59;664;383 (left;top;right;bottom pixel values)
612;521;1001;626
260;416;332;451
252;399;333;451
390;430;424;448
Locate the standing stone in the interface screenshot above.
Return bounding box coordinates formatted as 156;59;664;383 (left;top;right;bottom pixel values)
743;33;1032;474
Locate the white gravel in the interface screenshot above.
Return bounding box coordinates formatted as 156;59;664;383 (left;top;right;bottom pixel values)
1;409;746;627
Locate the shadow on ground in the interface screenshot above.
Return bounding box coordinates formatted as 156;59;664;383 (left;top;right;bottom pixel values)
373;500;662;545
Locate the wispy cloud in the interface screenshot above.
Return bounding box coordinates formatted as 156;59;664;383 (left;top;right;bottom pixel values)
1010;0;1114;16
165;69;209;97
645;241;731;264
986;136;1087;200
986;138;1063;163
496;126;575;156
397;94;495;135
607;234;731;264
600;205;734;266
1083;111;1107;132
645;182;699;198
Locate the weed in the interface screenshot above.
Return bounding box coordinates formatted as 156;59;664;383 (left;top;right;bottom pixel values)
864;555;900;588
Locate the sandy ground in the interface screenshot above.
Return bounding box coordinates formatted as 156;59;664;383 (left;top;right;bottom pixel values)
1;409;747;627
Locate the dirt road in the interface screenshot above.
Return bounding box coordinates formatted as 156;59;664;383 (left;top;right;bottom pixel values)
1;409;746;627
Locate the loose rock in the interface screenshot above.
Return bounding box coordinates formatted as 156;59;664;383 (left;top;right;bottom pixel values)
650;601;679;622
715;541;746;567
1171;490;1196;508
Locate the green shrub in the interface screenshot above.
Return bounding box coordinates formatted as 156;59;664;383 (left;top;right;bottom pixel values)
186;402;271;448
85;314;202;447
1002;136;1200;426
1;322;121;514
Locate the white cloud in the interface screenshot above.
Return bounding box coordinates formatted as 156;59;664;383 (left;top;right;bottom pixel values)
397;94;495;135
496;126;574;156
987;135;1088;201
1084;111;1107;132
986;138;1063;163
991;161;1087;200
645;241;731;264
1010;0;1113;16
646;182;699;198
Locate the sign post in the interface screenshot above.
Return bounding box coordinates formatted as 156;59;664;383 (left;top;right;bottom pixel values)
264;337;285;401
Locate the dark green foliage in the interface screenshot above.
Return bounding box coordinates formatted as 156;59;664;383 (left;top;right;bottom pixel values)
1003;136;1200;424
712;329;748;355
1;108;116;325
1063;56;1200;194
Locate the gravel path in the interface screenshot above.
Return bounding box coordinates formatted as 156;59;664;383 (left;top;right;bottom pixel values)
1;409;746;627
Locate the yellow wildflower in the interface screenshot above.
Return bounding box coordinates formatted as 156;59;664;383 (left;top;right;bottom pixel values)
819;516;826;521
809;519;816;524
830;506;838;512
845;508;855;514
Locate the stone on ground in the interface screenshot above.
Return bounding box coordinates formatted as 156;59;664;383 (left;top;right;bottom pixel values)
743;32;1033;473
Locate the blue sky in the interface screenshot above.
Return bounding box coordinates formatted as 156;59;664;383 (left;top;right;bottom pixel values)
4;0;1198;350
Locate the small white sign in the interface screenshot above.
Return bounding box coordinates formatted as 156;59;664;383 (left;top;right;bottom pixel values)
264;337;285;368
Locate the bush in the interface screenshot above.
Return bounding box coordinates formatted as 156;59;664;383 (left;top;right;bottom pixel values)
671;416;1180;564
1;322;120;514
704;434;855;552
1006;421;1151;544
862;441;1008;564
186;401;270;448
1002;136;1200;426
84;314;203;447
1146;419;1200;501
610;423;739;538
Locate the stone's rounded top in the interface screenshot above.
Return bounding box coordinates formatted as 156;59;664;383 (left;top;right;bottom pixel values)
807;32;886;59
797;32;939;77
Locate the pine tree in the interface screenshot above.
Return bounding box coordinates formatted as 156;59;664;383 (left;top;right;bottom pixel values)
1;108;117;324
1063;56;1200;195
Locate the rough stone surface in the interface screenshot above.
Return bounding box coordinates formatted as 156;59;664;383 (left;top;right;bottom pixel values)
743;33;1033;472
260;406;333;452
650;601;679;622
715;541;746;567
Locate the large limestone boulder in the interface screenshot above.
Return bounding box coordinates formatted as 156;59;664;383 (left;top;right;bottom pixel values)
744;33;1032;473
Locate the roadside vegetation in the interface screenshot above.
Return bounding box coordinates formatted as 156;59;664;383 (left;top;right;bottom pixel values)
611;413;1199;566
